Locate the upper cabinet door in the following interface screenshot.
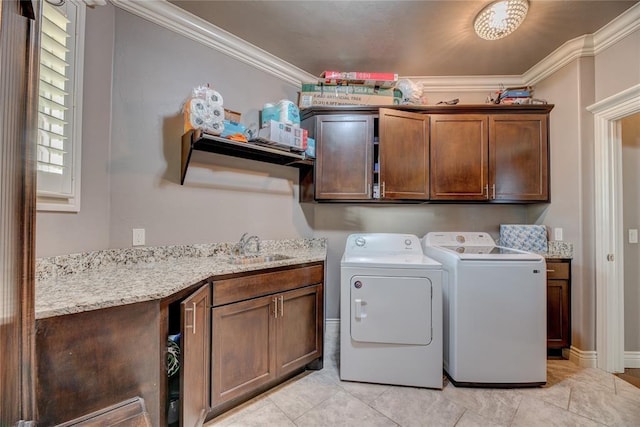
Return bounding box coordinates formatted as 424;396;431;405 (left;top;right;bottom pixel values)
314;115;374;200
379;108;430;200
430;114;489;200
489;114;549;201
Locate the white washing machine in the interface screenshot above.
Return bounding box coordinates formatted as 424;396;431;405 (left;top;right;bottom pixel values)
423;232;546;387
340;233;443;389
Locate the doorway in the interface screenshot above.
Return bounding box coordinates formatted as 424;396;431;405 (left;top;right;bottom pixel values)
588;84;640;373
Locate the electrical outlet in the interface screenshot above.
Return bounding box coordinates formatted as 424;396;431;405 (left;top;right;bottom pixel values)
630;229;638;244
132;228;145;246
554;227;563;241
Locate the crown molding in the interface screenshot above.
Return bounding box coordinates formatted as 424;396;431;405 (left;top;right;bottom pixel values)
404;75;524;93
109;0;316;87
522;35;596;86
593;1;640;55
109;0;639;91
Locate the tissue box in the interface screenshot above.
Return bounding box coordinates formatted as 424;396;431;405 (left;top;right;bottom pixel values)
499;225;548;252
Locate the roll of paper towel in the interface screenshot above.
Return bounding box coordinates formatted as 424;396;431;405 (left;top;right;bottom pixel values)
186;98;225;134
206;89;224;106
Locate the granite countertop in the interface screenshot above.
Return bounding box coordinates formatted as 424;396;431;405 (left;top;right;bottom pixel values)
35;238;327;319
541;241;574;259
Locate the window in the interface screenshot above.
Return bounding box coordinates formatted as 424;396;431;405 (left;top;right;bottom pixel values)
37;0;85;212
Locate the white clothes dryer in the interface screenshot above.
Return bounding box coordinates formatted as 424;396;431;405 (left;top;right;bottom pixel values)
423;231;546;387
340;233;443;389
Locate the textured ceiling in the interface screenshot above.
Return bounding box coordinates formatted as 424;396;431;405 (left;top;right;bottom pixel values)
168;0;638;77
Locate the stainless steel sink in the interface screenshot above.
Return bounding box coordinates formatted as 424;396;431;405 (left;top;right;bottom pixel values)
227;254;292;265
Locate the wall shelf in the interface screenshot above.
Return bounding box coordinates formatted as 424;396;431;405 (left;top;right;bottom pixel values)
181;129;313;184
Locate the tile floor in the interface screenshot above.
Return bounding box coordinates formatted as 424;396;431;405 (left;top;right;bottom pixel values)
206;323;640;426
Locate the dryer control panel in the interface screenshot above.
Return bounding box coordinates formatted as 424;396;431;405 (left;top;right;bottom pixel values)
344;233;422;258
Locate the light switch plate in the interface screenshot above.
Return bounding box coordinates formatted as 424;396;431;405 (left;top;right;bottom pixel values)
630;229;638;244
554;227;563;241
133;228;145;246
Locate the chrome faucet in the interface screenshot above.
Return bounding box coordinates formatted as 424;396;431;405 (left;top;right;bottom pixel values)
237;232;260;256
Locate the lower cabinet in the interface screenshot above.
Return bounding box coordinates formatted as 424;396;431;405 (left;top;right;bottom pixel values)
211;284;322;406
179;263;324;424
546;259;571;350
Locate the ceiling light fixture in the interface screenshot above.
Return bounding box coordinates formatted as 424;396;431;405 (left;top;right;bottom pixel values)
474;0;529;41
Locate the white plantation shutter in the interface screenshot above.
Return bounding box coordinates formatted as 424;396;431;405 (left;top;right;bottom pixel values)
37;0;85;212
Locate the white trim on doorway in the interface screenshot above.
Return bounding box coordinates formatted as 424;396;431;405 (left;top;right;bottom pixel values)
587;84;640;373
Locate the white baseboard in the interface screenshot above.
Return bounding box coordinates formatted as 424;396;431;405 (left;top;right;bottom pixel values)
625;351;640;368
568;346;598;368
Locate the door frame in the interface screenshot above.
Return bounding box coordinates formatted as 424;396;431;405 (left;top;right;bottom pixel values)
587;83;640;373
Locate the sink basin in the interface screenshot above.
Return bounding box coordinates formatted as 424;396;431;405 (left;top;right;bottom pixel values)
228;254;293;265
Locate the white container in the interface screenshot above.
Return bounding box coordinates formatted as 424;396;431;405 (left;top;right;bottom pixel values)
277;99;300;126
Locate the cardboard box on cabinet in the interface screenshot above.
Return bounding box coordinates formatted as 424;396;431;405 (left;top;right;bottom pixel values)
298;84;402;108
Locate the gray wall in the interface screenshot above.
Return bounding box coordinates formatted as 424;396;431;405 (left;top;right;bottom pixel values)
622;113;640;351
594;30;640;102
107;9;312;248
527;57;597;351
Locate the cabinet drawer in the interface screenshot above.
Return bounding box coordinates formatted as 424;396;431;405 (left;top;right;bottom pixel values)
213;264;324;306
546;261;569;280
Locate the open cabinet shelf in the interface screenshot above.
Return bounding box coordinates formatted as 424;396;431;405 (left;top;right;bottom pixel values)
181;129;314;184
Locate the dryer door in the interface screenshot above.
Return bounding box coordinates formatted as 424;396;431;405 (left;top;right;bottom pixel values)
350;275;432;345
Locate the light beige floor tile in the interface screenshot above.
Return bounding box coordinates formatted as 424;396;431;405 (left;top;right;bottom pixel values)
562;367;616;393
268;369;343;419
339;378;391;404
517;382;572;410
545;359;584;387
569;385;640;425
512;395;604;427
207;399;290;427
614;376;640;403
441;385;521;425
293;390;397;427
371;385;464;427
454;409;508;427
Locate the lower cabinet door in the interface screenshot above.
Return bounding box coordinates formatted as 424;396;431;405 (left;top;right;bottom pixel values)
181;283;211;427
276;285;323;376
211;295;277;405
547;279;570;348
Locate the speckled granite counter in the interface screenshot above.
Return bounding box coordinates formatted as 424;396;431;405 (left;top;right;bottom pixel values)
543;241;573;259
36;238;326;319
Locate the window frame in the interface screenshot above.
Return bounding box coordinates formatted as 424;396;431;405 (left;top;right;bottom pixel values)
36;0;85;213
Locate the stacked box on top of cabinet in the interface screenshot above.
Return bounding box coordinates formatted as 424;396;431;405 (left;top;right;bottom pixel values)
299;71;402;108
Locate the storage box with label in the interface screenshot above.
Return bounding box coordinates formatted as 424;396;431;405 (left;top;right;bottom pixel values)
255;120;307;151
298;84;402;108
320;71;398;88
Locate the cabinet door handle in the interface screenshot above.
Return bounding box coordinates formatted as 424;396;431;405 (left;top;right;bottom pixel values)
484;185;489;199
381;181;386;198
184;302;197;334
546;269;555;273
279;295;284;317
492;184;496;199
273;297;278;318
